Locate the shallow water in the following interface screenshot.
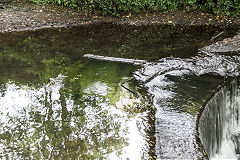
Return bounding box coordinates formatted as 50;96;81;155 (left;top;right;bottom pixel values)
0;24;239;159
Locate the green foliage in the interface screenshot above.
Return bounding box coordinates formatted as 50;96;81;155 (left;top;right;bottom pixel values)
204;0;240;16
28;0;240;16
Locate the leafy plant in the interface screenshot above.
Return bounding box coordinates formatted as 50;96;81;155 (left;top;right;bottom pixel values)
28;0;240;16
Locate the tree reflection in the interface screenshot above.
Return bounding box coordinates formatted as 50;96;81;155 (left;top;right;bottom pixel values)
0;54;135;159
0;28;150;159
0;82;128;159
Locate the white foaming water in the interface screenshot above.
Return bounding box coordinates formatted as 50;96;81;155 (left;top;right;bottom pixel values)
212;139;236;159
199;79;240;159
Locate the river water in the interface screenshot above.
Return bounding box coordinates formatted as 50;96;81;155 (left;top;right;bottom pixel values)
0;24;239;159
0;58;154;159
133;52;240;159
199;78;240;159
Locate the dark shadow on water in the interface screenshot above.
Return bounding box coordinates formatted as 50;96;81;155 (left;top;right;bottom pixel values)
0;23;238;61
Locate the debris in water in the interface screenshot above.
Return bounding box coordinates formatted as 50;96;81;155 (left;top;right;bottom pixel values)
83;54;148;65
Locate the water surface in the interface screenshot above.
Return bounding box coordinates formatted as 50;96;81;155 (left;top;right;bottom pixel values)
0;55;154;159
0;23;239;159
199;78;240;159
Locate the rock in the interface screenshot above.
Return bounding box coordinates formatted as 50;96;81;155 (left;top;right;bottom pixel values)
201;33;240;53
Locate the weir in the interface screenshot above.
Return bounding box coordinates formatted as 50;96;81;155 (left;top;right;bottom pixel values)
198;78;240;159
1;23;240;159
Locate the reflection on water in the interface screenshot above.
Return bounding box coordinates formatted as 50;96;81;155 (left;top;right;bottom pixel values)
0;82;126;159
0;23;239;159
0;24;238;62
0;55;153;159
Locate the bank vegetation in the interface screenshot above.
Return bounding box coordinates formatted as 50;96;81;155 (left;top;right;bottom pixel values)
29;0;240;16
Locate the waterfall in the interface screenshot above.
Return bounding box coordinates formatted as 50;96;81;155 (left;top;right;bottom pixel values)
199;78;240;159
133;51;240;159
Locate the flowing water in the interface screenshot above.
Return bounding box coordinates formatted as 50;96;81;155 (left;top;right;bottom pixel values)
0;23;240;159
199;78;240;159
133;53;240;159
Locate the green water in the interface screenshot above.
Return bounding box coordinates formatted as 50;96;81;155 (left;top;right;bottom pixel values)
0;24;158;159
0;23;238;159
0;56;152;159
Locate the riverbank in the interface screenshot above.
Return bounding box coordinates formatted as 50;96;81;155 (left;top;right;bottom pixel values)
1;0;240;33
